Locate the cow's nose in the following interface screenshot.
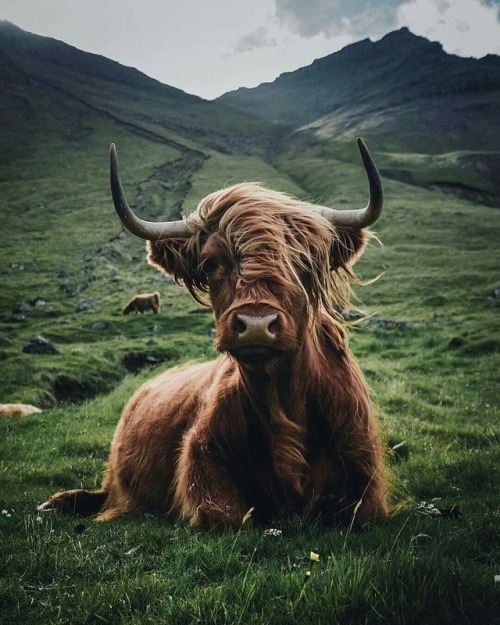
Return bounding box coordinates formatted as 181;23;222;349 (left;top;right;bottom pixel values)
235;313;279;343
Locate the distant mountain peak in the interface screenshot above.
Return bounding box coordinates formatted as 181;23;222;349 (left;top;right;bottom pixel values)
377;26;444;53
0;19;20;30
218;27;500;137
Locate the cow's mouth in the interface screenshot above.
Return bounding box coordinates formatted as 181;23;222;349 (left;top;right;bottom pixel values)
229;345;279;367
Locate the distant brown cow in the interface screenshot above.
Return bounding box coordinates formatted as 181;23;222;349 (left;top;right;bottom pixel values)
39;139;388;529
0;404;42;417
122;291;160;315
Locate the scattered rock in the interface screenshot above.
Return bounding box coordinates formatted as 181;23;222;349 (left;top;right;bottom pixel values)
123;353;162;373
122;351;171;373
91;320;109;330
61;283;89;298
23;335;59;355
12;302;31;321
75;282;89;294
151;325;161;333
14;302;32;314
493;287;500;299
363;317;409;331
60;284;76;297
76;298;96;312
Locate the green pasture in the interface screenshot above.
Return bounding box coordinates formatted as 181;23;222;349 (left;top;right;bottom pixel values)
1;110;499;623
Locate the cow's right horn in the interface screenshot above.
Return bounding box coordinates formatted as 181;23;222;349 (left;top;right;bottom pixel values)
314;138;384;229
110;144;192;240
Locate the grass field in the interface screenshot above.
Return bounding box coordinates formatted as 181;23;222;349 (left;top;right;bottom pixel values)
0;63;499;622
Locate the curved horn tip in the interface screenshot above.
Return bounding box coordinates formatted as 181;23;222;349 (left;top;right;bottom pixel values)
356;137;369;155
108;143;192;240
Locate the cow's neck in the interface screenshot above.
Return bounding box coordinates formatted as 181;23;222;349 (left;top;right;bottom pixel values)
234;341;317;496
237;347;310;418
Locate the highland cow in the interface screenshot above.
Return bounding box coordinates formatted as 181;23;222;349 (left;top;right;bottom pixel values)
0;404;42;417
122;291;161;315
39;139;388;528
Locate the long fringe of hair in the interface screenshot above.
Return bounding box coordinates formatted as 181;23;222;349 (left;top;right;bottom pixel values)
149;182;373;352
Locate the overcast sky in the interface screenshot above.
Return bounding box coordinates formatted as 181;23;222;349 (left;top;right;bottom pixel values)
1;0;500;99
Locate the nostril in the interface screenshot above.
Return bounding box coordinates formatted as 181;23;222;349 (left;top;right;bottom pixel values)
234;312;279;339
234;315;247;335
268;318;279;336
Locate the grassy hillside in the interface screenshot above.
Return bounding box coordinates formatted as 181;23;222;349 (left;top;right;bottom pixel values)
0;23;499;625
0;21;297;407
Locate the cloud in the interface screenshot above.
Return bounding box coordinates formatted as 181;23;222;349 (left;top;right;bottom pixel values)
274;0;403;37
232;26;277;54
396;0;500;57
273;0;500;43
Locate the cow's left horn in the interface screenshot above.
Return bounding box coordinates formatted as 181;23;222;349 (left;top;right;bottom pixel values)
110;143;192;240
315;138;383;228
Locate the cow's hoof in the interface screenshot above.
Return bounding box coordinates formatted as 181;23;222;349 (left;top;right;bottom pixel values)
37;499;59;512
37;489;108;516
36;491;81;515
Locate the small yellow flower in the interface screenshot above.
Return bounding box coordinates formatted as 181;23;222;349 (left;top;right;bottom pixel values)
305;570;311;577
309;551;320;562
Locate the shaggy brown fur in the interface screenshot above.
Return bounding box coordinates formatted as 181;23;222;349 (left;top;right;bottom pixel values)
0;403;42;417
40;183;387;528
122;291;161;315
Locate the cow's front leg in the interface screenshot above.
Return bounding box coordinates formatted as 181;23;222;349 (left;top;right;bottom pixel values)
338;434;388;527
174;427;249;529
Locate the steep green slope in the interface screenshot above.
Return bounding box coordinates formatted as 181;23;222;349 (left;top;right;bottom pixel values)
0;20;283;158
0;22;301;406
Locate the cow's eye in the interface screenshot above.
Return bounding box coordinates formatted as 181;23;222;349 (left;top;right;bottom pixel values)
201;258;219;275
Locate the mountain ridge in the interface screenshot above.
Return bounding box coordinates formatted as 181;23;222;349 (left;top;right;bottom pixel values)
0;21;499;208
0;20;200;102
217;27;500;146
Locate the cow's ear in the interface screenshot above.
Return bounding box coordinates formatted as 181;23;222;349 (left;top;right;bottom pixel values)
330;227;367;271
146;238;194;281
